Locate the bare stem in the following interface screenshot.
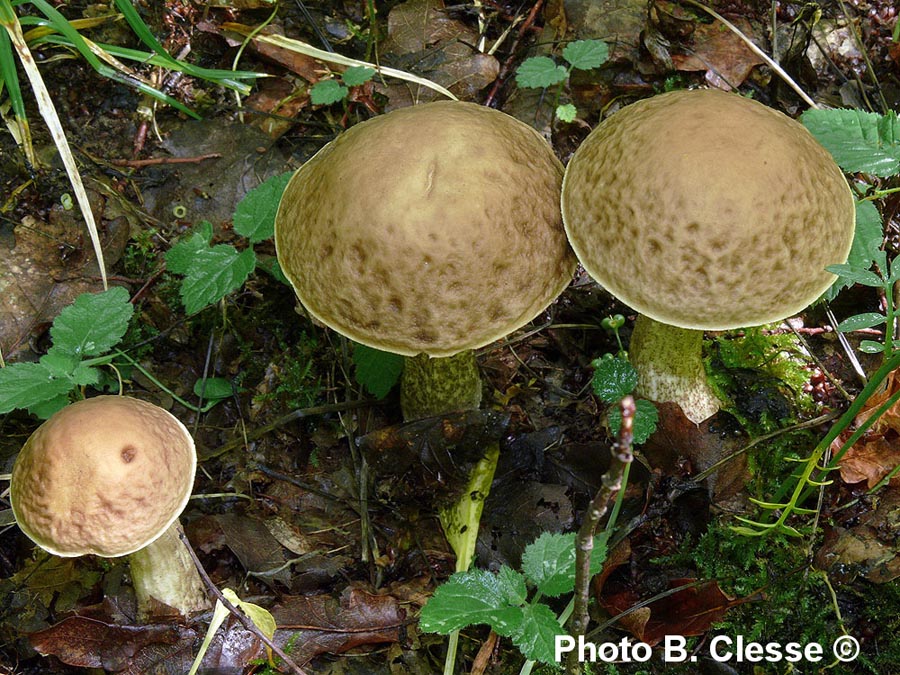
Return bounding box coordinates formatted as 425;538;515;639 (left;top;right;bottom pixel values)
567;396;635;675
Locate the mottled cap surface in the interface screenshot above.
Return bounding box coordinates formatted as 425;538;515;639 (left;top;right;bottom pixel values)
275;100;575;357
11;396;196;558
561;89;855;330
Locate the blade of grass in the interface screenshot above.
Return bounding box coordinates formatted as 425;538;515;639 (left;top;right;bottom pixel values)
0;1;107;289
0;21;35;165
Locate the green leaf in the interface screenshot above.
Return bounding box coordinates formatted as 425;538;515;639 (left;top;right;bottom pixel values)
341;65;375;87
859;340;885;354
0;362;73;415
836;312;886;332
178;246;256;314
510;602;568;664
352;343;404;399
825;263;883;288
69;362;100;387
590;356;638;403
825;200;884;302
555;103;577;123
310;79;348;105
28;394;71;419
521;532;606;598
608;398;658;444
233;172;292;243
165;225;212;274
561;40;609;70
194;377;234;401
49;287;134;358
800;108;900;176
515;57;568;89
418;567;526;635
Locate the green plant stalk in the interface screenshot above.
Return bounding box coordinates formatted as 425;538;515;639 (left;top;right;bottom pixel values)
0;21;34;165
0;1;107;289
629;315;721;424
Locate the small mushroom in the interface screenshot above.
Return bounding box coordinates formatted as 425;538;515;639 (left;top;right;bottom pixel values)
276;101;575;420
10;395;209;621
561;89;855;423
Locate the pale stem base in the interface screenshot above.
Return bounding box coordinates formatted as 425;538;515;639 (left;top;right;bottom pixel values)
400;350;483;421
129;521;210;621
629;314;721;424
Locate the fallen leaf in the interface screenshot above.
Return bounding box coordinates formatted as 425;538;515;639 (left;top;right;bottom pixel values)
272;588;405;664
671;18;765;89
835;369;900;488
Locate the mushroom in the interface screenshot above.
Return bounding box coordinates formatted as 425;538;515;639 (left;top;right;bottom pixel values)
10;395;209;621
561;89;856;423
275;100;575;420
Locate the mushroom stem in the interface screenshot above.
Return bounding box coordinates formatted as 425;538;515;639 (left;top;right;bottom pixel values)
629;315;721;424
129;522;210;621
399;350;483;421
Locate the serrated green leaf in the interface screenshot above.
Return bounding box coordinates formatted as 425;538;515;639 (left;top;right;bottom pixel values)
352;343;404;399
0;362;73;414
49;287;133;358
178;246;256;314
342;65;375;87
825;263;884;287
825;200;884;302
310;79;348;105
561;40;609;70
591;357;637;403
521;532;607;598
511;602;567;664
555;103;577;123
608;398;658;444
515;56;568;89
28;394;71;420
800;108;900;176
70;363;100;387
233;172;292;243
165;230;211;274
419;567;526;634
836;312;886;332
39;349;80;377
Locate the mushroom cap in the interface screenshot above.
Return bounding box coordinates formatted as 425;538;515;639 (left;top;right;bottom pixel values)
10;396;196;558
561;89;855;331
275;100;575;357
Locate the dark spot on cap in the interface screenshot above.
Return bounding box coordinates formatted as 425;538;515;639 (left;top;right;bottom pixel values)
121;445;137;463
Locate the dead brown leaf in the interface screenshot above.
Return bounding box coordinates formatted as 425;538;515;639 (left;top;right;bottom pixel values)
835;369;900;488
671;19;765;89
272;587;406;664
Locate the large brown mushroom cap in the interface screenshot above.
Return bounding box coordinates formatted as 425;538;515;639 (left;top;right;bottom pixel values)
561;89;855;330
11;396;196;558
275;100;575;357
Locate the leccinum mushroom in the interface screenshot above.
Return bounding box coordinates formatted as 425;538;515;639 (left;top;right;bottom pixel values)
275;100;575;420
561;89;856;423
10;395;209;621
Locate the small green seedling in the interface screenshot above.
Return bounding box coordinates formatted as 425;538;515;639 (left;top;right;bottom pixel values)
591;354;658;444
419;531;607;666
515;39;609;122
309;65;376;106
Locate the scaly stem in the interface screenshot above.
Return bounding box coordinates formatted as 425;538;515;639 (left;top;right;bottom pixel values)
628;315;721;424
400;350;483;421
129;522;210;621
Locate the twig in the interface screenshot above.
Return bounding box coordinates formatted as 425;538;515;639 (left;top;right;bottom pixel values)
567;396;635;675
483;0;544;108
109;153;221;167
178;530;309;675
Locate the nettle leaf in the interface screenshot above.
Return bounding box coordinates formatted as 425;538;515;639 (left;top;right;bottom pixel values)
836;312;886;332
608;398;659;444
800;108;900;176
352;343;404;399
419;567;526;635
825;263;883;288
310;79;348;105
233;172;292;243
342;65;376;87
511;602;567;664
515;56;568;89
825;200;884;302
591;356;638;403
562;39;609;71
49;287;134;358
521;532;607;598
0;362;73;415
178;246;256;314
556;103;577;123
166;224;213;274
